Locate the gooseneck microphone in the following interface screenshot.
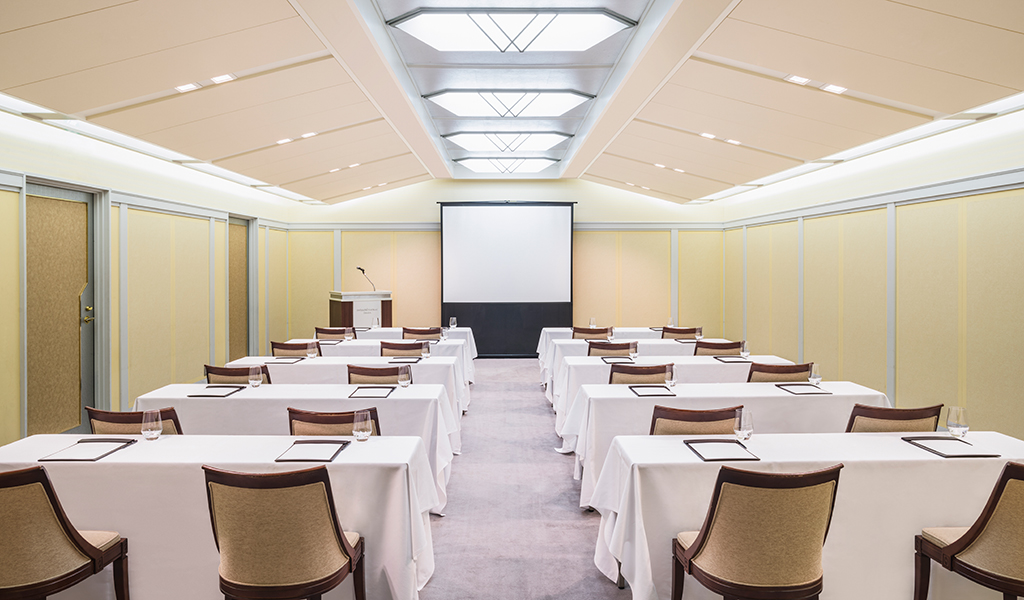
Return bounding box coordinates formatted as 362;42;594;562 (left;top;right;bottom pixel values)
356;266;376;291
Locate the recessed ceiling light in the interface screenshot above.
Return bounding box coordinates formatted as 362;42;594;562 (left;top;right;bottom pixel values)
363;186;373;191
426;90;590;118
673;168;685;173
175;83;200;93
377;182;387;187
210;74;236;84
640;186;650;190
821;84;847;94
349;163;360;168
301;132;317;138
725;139;741;145
784;75;810;85
329;168;340;173
700;133;715;139
654;163;665;168
276;138;292;145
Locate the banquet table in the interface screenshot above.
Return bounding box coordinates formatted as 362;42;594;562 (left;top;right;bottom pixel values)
591;432;1024;600
0;434;438;600
354;326;478;366
536;326;665;383
566;381;891;506
135;383;455;511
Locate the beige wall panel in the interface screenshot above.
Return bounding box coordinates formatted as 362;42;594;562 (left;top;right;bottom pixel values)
573;232;618;327
803;216;841;382
214;221;226;365
394;232;441;327
964;191;1024;437
171;216;209;385
769;221;800;362
744;225;771;354
341;232;393;294
841;209;887;394
288;232;333;340
228;223;247;361
0;190;20;444
258;227;267;354
678;231;723;337
268;229;289;347
110;206;120;411
127;209;174;404
619;232;671;326
723;229;744;341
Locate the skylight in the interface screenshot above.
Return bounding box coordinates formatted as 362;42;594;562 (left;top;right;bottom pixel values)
445;132;570;152
426;91;590;117
457;158;558;173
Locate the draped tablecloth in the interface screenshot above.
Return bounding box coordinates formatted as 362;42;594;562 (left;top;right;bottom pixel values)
354;327;477;377
536;327;664;383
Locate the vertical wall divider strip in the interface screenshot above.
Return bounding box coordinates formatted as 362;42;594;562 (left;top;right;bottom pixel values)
797;217;804;364
118;203;128;412
18;175;27;437
670;229;679;325
886;204;897;404
264;226;270;355
957;200;967;408
94;191;112;411
286;231;291;339
223;221;230;364
333;230;342;291
742;226;748;341
247;218;260;357
209;218;216;365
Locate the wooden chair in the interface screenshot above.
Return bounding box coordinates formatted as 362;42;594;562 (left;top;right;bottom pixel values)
915;461;1024;600
403;327;441;340
845;403;943;433
587;341;633;357
609;364;671;384
572;326;612;340
0;466;129;600
650;405;742;435
271;341;321;357
694;340;744;356
315;326;355;340
348;365;404;385
85;406;183;435
748;362;814;383
202;465;365;600
662;326;701;340
673;464;844;600
288;407;382;436
380;341;427;357
205;364;271;385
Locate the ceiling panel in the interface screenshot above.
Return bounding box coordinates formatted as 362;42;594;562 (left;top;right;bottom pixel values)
325;173;433;204
581;173;700;204
587;153;727;200
0;0;134;35
287;153;427;199
894;0;1024;31
604;132;748;185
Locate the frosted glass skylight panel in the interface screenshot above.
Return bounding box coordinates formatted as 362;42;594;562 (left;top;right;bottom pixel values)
447;133;569;152
458;158;557;173
428;91;588;117
392;11;631;52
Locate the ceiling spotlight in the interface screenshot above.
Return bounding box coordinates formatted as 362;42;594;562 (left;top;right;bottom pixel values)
363;186;373;190
725;139;741;145
700;132;715;139
377;182;387;187
673;168;685;173
654;163;665;168
301;132;317;138
175;83;200;93
821;84;847;94
625;182;635;186
349;163;360;168
276;138;292;145
210;74;236;84
784;74;810;85
329;168;340;173
640;186;650;190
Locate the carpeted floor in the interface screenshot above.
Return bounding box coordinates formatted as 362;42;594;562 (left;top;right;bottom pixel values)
419;358;631;600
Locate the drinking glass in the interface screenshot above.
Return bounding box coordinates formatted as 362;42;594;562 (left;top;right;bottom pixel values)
421;342;431;358
734;408;753;441
740;340;750;359
667;316;674;328
248;366;262;388
441;327;449;340
694;327;703;341
353;409;372;442
809;364;822;385
141;410;163;440
628;341;638;361
398;365;412;387
449;316;457;328
305;342;318;359
665;364;676;387
589;317;597;328
344;329;354;341
947;406;969;438
608;327;615;341
371;317;380;329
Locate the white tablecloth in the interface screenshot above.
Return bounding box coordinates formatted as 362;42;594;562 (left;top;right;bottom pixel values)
537;327;665;383
135;383;454;511
356;327;478;363
591;432;1023;600
567;381;891;506
0;434;438;600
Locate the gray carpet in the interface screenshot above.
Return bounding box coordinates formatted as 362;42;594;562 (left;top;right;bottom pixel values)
419;358;631;599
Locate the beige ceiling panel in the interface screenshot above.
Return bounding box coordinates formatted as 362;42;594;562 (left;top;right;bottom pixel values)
91;58;349;136
5;17;324;114
587;154;727;200
606;132;748;185
288;153;426;199
893;0;1024;32
731;0;1024;89
581;173;700;204
671;59;931;137
216;119;394;173
0;0;299;88
699;18;1018;114
0;0;134;34
324;173;433;204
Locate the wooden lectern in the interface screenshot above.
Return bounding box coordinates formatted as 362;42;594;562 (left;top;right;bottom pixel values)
329;291;392;327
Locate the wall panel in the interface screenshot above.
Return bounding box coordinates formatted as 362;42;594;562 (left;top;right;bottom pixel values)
257;227;266;354
723;229;744;341
769;221;799;362
170;215;210;385
394;232;440;326
341;232;393;295
619;232;670;326
678;231;722;337
0;190;20;444
110;206;120;410
573;231;618;327
288;231;333;339
213;221;226;364
842;209;888;397
745;225;771;354
268;228;288;344
803;216;841;382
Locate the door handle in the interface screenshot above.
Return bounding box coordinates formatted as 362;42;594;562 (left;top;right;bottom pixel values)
82;316;95;323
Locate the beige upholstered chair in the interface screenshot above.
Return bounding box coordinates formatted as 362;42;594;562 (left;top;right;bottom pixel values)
662;326;701;340
380;341;427;357
694;340;744;356
205;364;271;385
271;341;321;357
0;466;129;600
573;326;612;340
202;465;365;600
748;362;814;383
673;464;844;600
914;461;1024;600
287;407;382;437
403;327;441;340
348;365;404;385
845;403;943;433
315;326;355;340
650;405;741;436
609;364;671;384
587;341;632;357
85;406;183;435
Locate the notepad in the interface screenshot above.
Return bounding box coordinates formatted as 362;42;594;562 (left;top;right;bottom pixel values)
268;357;304;364
903;436;1000;459
388;357;421;364
629;385;676;397
276;440;350;462
40;438;138;462
349;386;395;399
318;340;341;346
648;327;663;332
776;383;831;395
684;439;759;462
601;356;633;364
672;338;695;344
187;385;244;398
714;356;750;363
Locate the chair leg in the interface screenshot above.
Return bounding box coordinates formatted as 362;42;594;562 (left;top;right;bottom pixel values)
1002;594;1015;600
913;550;931;600
353;554;366;600
671;554;685;600
113;539;129;600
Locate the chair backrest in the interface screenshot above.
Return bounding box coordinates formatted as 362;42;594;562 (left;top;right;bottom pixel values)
572;326;611;339
0;466;105;588
685;464;843;588
587;341;632;357
609;364;670;385
271;341;321;357
205;364;271;385
650;405;741;435
202;465;358;588
403;327;440;340
348;365;403;385
747;362;813;383
380;341;426;357
845;403;942;433
315;327;355;340
694;340;743;356
85;406;183;435
287;407;382;437
662;326;700;340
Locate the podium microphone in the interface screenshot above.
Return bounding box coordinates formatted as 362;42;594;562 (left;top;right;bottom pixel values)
356;266;376;291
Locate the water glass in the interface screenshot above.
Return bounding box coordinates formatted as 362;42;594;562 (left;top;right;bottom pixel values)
739;340;750;359
628;341;638;361
371;317;380;329
947;406;969;438
809;363;822;385
247;366;262;388
441;327;449;340
141;410;163;440
589;317;597;328
695;327;703;341
353;409;372;442
449;316;457;328
398;365;412;387
344;329;354;341
734;408;753;441
421;342;431;358
665;364;676;387
305;342;318;359
667;316;673;327
608;327;615;341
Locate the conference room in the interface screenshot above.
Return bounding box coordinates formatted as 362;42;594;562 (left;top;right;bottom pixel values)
2;1;1024;600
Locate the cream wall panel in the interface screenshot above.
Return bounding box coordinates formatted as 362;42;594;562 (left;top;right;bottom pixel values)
769;221;799;362
678;231;723;337
287;232;333;339
258;227;267;354
723;229;744;341
341;232;393;294
171;216;210;385
268;229;289;346
394;232;441;326
745;225;771;354
214;221;226;365
619;232;671;326
573;232;618;327
110;206;120;411
0;190;20;444
803;216;841;381
841;209;887;395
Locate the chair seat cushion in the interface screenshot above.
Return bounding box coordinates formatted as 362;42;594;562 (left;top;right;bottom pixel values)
80;530;121;551
345;531;360;548
677;531;699;550
922;526;969;548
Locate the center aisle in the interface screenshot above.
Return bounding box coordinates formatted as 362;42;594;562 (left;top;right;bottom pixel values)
420;358;631;599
